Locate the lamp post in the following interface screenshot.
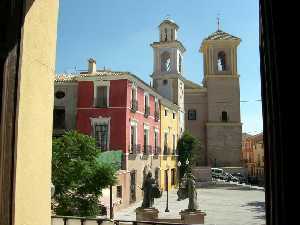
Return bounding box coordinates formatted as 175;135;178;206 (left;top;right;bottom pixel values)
177;161;181;181
110;185;113;219
186;158;190;173
165;165;170;212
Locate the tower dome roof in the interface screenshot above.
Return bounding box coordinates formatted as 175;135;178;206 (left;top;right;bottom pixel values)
159;18;179;29
204;30;240;41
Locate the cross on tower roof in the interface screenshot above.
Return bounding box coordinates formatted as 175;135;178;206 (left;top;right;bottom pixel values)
217;13;221;31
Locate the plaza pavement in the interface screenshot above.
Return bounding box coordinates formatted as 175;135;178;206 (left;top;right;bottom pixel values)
114;183;265;225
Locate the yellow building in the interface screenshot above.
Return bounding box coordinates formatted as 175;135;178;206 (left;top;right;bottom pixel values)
159;99;180;191
0;1;59;225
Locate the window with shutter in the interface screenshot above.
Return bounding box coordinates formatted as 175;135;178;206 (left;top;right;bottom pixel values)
94;124;108;151
96;86;108;107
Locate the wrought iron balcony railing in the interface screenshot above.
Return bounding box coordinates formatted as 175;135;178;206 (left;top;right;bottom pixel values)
144;106;150;118
153;146;161;155
163;146;171;155
143;145;152;155
128;144;141;154
130;99;138;112
154;111;160;121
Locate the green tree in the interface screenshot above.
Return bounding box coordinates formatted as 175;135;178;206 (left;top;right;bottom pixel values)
52;131;117;217
177;131;200;178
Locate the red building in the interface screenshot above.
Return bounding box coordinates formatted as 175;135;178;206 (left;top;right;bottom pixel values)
54;62;164;208
76;73;161;158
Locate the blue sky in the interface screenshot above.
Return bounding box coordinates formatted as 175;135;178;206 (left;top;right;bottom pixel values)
55;0;262;134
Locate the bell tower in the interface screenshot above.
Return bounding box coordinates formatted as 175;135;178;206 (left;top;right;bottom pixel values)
200;28;242;166
151;18;186;135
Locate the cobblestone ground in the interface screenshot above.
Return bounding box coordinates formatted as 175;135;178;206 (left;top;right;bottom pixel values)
115;184;265;225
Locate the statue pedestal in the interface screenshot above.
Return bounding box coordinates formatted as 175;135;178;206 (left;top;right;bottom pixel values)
179;209;206;224
135;207;159;224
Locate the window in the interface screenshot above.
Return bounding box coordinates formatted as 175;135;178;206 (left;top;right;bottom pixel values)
143;128;149;153
55;91;65;99
221;111;228;122
188;109;196;120
217;51;226;71
173;112;176;119
171;28;173;40
164;28;168;41
94;124;108;151
161;51;171;72
179;54;182;73
130;122;138;153
155;98;159;112
154;131;158;152
117;186;122;198
164;132;168;154
144;94;149;113
163;79;168;85
95;86;108;107
165;109;168;116
171;169;176;185
130;125;136;151
53;107;65;129
131;86;137;101
173;134;176;153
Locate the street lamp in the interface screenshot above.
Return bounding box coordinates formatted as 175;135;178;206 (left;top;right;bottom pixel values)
165;164;170;212
177;161;182;167
177;161;182;181
185;159;189;165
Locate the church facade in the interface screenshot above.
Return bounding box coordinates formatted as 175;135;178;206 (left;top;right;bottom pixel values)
150;18;242;167
184;29;242;167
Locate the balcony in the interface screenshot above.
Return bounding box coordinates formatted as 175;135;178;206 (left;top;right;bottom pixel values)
143;145;152;155
154;111;160;122
153;146;161;159
144;106;150;118
153;146;161;155
128;144;141;154
130;99;138;112
163;146;170;155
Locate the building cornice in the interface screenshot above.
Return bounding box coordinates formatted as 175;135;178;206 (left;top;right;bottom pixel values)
150;40;186;53
206;122;242;126
185;88;207;94
205;75;240;79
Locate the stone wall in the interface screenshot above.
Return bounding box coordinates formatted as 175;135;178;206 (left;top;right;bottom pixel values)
53;82;78;135
206;124;242;167
184;91;208;166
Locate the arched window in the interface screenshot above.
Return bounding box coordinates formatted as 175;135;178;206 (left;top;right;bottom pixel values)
221;111;228;122
164;28;168;41
161;51;171;72
217;51;226;71
179;55;182;73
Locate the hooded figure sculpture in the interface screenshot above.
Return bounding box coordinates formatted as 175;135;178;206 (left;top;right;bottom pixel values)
141;171;161;208
177;172;199;211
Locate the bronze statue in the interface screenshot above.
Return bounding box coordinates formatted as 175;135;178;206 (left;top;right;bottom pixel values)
141;171;161;208
177;172;199;211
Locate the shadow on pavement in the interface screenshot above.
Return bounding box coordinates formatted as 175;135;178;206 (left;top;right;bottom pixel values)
241;201;266;220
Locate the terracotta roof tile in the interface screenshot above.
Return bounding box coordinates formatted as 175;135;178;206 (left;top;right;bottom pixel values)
204;30;240;41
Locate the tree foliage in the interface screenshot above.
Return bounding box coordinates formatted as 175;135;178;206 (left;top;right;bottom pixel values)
52;130;117;217
177;131;200;178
